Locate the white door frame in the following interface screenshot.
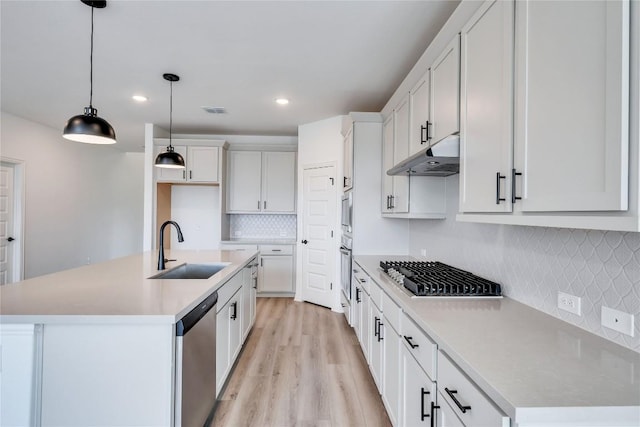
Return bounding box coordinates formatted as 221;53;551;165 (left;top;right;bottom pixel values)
295;161;341;312
1;157;26;283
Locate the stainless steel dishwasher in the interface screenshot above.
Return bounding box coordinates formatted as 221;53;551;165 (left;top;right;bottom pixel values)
174;291;218;427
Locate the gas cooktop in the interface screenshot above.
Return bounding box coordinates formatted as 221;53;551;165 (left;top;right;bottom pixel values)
380;261;502;298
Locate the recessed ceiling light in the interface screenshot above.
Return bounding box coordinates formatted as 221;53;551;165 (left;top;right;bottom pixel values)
132;95;148;102
275;98;289;105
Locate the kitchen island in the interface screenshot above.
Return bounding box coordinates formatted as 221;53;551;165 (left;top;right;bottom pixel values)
0;249;258;427
354;255;640;427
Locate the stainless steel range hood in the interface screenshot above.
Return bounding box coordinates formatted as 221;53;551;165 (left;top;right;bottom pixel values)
387;134;459;177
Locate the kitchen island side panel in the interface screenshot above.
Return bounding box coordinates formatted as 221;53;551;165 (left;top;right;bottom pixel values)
40;323;174;427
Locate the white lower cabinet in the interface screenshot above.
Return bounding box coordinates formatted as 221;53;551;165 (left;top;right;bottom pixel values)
370;300;384;390
437;351;509;427
216;267;253;395
381;316;401;426
258;245;294;293
402;344;437;426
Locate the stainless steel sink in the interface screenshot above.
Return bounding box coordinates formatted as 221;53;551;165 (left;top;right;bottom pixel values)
149;263;230;280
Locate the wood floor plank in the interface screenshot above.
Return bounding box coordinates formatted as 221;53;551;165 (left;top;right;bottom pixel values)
212;298;391;427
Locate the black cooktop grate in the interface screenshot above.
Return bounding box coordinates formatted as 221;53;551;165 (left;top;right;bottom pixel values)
380;261;502;297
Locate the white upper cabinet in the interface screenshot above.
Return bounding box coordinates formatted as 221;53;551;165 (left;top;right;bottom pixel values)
227;151;262;212
459;0;514;213
261;152;296;213
514;0;629;212
154;144;220;184
409;70;431;156
343;128;354;191
188;146;220;183
430;35;461;144
381;105;410;215
227;151;296;214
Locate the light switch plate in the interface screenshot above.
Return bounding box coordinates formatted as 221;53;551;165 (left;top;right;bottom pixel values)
601;306;634;337
558;292;581;316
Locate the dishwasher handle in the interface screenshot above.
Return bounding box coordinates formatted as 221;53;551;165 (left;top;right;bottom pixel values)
176;291;218;336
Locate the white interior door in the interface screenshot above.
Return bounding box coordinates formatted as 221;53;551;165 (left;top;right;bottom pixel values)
300;165;336;309
0;164;15;285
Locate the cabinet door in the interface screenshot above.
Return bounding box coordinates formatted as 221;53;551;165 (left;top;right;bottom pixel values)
216;303;230;394
431;35;461;144
370;303;383;390
258;255;294;293
343;128;354;191
187;146;219;183
382;116;395;213
402;345;437;426
262;151;296;213
459;0;514;213
229;290;242;362
382;320;401;426
227;151;262;212
410;70;431;156
352;281;361;339
241;264;253;340
155;145;187;182
392;95;410;214
514;0;629;212
361;290;371;363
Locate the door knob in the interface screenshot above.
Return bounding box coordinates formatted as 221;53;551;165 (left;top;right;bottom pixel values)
301;239;308;244
7;237;15;242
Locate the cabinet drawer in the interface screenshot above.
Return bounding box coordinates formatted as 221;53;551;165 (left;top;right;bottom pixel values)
352;262;370;294
216;273;243;312
382;291;401;333
401;312;437;381
259;244;293;255
438;351;510;427
370;280;383;310
221;244;259;252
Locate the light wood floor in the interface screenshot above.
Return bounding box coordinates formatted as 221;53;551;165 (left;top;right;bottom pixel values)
212;297;392;427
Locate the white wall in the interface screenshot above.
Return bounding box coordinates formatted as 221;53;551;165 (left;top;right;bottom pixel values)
1;112;144;278
409;175;640;352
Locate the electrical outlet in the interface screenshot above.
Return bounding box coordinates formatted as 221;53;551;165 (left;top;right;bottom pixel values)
601;306;634;337
420;248;427;257
558;292;581;316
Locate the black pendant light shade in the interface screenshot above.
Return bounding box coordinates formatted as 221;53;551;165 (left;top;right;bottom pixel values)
155;73;185;169
63;0;116;144
63;107;116;144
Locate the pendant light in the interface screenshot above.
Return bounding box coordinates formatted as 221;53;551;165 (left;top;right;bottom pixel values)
155;73;185;169
63;0;116;144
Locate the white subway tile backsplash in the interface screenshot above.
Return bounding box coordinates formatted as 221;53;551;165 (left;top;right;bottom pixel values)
229;214;296;239
409;177;640;352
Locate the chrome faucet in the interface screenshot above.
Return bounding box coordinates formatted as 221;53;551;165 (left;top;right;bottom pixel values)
158;220;184;270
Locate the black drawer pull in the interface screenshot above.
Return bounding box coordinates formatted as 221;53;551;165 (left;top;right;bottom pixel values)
420;387;431;421
355;287;361;303
230;301;237;320
377;322;384;342
403;335;419;349
445;388;471;413
374;317;380;337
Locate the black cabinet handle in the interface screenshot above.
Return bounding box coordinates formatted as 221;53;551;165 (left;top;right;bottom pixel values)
377;322;384;342
421;387;431;421
496;172;506;204
374;316;380;337
444;388;471;413
511;168;522;204
430;401;440;427
183;170;186;180
230;302;237;320
189;170;192;180
7;237;15;242
343;176;348;188
301;239;308;244
403;335;419;349
355;287;361;303
258;200;261;209
425;121;431;142
264;201;267;209
389;195;395;209
420;123;427;144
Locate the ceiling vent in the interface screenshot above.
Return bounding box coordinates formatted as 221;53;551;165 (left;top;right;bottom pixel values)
202;106;228;114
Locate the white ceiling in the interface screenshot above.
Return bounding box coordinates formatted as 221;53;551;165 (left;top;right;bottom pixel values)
1;0;460;152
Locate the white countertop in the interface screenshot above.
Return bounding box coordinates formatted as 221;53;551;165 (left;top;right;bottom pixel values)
0;250;258;324
355;255;640;423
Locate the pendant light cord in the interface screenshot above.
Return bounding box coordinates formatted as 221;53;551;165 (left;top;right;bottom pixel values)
169;80;173;148
89;5;94;109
